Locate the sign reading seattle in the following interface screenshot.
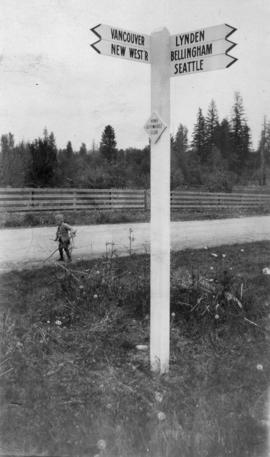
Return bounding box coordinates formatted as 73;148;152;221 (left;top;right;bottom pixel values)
91;24;150;63
170;23;237;76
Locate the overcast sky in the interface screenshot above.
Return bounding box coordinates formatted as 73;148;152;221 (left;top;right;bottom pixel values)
1;0;270;151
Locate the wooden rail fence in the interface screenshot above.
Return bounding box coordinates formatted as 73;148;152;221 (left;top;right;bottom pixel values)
0;188;270;212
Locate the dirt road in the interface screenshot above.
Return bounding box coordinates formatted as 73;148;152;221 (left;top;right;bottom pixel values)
0;215;270;270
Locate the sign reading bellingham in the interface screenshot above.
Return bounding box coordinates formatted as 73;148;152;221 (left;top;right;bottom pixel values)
91;24;150;64
144;112;167;144
170;23;237;77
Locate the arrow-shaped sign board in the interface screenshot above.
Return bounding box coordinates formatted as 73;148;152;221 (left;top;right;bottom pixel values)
170;23;236;48
170;23;237;77
171;53;236;77
91;24;151;64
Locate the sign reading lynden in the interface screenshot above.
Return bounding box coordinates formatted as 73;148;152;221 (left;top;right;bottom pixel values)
91;24;150;64
170;23;237;76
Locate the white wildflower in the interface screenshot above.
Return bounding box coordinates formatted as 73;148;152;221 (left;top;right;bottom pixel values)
256;364;263;371
155;392;163;403
55;320;62;326
93;294;98;299
136;345;148;351
157;411;166;421
97;439;106;451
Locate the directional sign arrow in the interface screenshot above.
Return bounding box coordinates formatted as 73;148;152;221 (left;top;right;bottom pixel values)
171;53;237;77
171;38;236;62
170;23;237;48
170;23;237;77
91;24;150;48
90;36;150;63
90;24;151;63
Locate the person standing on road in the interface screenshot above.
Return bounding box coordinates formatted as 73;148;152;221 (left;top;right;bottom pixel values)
55;214;76;262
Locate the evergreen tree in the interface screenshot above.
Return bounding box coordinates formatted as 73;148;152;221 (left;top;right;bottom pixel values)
216;118;232;161
265;120;270;165
79;142;87;157
174;124;188;157
230;92;251;173
0;133;15;185
0;134;31;186
171;124;189;188
13;142;31;187
66;141;73;159
257;117;270;185
58;141;75;186
91;140;97;154
100;125;117;163
192;108;207;163
48;132;57;152
205;99;219;152
28;130;58;187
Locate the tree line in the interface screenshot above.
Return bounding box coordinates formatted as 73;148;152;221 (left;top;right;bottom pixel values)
1;92;270;191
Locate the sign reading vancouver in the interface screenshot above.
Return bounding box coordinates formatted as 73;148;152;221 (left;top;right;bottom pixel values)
91;24;151;64
170;23;237;76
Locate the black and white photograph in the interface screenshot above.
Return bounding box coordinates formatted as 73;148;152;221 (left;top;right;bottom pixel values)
1;0;270;455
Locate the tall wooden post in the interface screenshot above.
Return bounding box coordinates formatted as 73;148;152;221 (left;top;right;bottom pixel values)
150;28;171;374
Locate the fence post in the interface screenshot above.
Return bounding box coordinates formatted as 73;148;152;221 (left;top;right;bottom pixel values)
30;189;34;209
110;189;113;210
144;189;147;211
73;189;77;210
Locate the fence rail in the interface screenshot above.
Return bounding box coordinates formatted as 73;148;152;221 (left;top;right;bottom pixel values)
0;188;270;212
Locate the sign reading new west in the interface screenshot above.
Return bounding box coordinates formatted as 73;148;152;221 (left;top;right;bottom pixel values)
170;23;237;77
91;24;150;63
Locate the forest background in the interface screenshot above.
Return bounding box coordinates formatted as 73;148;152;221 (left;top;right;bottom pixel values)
1;92;270;192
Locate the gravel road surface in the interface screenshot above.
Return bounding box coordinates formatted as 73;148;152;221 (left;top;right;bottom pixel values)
0;215;270;271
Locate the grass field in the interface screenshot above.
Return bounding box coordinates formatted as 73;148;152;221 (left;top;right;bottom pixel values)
1;242;270;456
1;205;270;228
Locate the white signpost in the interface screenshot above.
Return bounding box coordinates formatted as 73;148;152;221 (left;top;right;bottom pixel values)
90;23;237;374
